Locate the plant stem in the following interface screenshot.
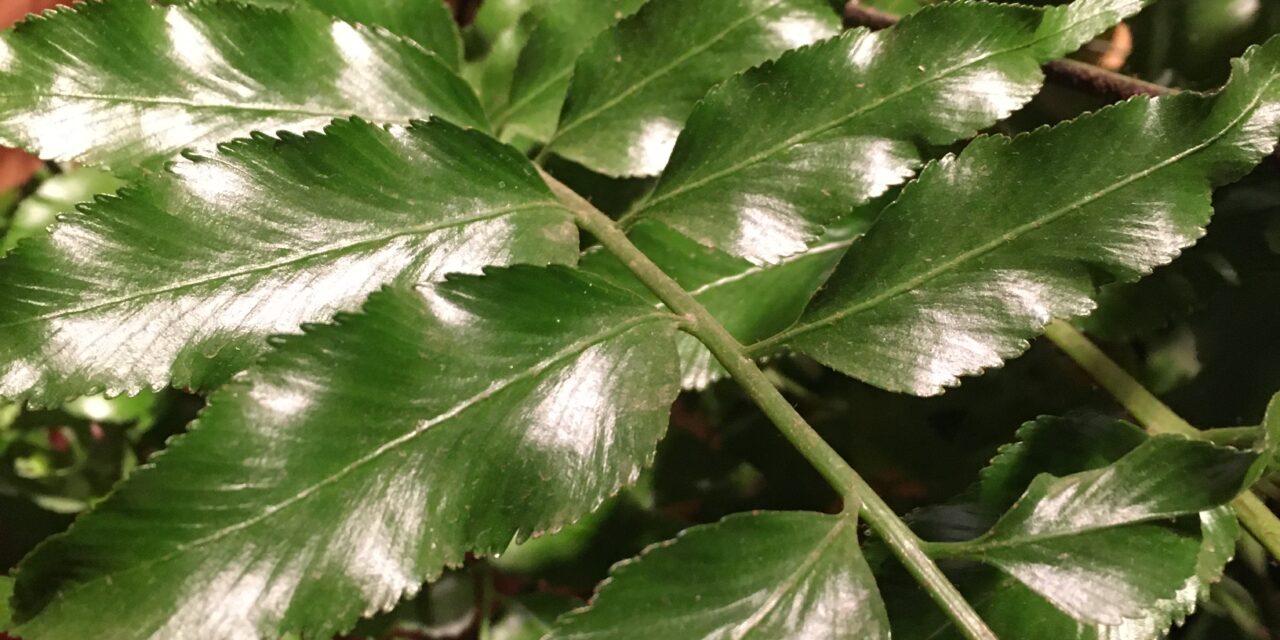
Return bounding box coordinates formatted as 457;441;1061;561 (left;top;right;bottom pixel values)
1202;426;1264;448
1043;320;1280;561
842;3;1173;100
542;170;998;640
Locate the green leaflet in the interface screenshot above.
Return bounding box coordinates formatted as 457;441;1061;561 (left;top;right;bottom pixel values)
889;512;1239;640
0;0;485;173
0;167;124;255
495;0;648;143
765;36;1280;396
0;118;577;405
12;266;681;640
886;416;1243;639
949;431;1256;624
600;0;1149;375
548;512;889;639
626;0;1153;264
460;0;540;120
543;0;841;177
237;0;463;69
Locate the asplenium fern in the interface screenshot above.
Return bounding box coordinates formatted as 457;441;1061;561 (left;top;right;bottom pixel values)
0;0;1278;638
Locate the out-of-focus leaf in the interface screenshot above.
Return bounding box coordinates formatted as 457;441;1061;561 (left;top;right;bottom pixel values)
543;0;840;177
12;266;681;640
0;574;13;630
766;37;1280;395
548;512;889;639
470;0;540;44
461;7;534;119
0;167;123;255
0;0;486;173
495;0;647;143
626;0;1153;264
493;500;616;574
62;391;155;426
492;593;578;640
0;118;577;405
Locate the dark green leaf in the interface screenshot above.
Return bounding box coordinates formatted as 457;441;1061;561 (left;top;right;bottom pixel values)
626;0;1152;264
0;167;123;255
241;0;463;69
888;416;1242;638
0;118;577;405
767;37;1280;395
543;0;841;177
548;512;889;639
0;0;485;172
972;414;1150;513
12;266;681;639
1077;267;1203;340
890;510;1239;640
495;0;647;143
952;434;1255;624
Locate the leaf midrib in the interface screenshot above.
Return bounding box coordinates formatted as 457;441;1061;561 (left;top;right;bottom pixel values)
753;81;1273;352
961;515;1182;555
0;201;555;329
0;89;414;123
494;65;573;129
684;236;853;298
728;517;850;639
543;0;790;150
29;309;673;611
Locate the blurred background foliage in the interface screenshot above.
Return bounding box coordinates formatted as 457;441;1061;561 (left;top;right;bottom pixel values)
2;0;1279;638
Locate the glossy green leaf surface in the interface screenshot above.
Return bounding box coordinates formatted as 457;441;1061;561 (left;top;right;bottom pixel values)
12;266;681;639
548;512;889;639
544;0;841;177
892;511;1238;640
0;118;577;405
495;0;646;142
951;431;1255;624
240;0;462;69
886;416;1241;639
769;37;1280;395
0;167;123;255
627;0;1152;264
582;221;854;388
0;0;485;172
